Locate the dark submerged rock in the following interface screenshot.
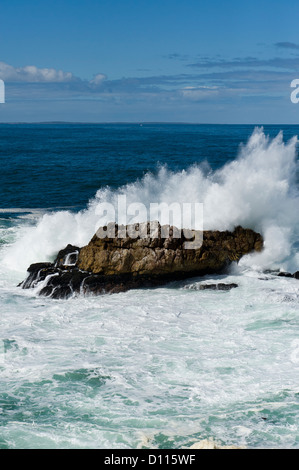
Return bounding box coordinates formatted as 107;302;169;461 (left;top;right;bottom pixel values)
278;271;299;280
19;262;55;289
278;272;293;278
54;244;80;267
199;283;238;291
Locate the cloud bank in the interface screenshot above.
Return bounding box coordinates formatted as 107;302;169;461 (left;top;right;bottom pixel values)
0;62;76;83
0;45;298;122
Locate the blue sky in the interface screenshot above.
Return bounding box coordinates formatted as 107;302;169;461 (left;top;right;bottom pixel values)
0;0;299;123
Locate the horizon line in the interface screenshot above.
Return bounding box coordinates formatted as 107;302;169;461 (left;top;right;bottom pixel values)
0;121;298;126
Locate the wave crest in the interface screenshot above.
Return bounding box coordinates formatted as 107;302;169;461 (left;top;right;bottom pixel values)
2;127;298;273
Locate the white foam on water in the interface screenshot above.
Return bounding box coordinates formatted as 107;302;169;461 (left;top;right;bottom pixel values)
0;271;298;448
0;128;298;448
1;127;298;274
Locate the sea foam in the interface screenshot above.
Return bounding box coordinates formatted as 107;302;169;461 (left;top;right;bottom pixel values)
2;127;298;274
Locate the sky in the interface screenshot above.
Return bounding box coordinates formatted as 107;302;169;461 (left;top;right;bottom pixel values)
1;0;299;123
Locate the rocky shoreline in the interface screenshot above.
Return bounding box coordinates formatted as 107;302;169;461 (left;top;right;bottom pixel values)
19;222;266;299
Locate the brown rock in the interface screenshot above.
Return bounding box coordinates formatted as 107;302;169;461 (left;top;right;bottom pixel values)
20;222;263;299
77;222;263;278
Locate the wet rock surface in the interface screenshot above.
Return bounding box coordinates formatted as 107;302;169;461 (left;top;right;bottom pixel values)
198;283;238;291
278;271;299;279
20;222;264;299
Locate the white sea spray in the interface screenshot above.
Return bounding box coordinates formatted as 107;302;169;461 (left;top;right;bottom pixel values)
2;127;298;274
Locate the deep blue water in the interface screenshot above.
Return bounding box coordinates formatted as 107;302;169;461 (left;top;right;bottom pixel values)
1;123;298;210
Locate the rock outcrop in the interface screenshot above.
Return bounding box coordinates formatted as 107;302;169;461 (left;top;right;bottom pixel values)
188;282;239;291
278;271;299;280
20;222;263;299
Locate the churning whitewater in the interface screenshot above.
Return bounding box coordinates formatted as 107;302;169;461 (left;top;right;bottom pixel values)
2;127;299;275
0;125;298;449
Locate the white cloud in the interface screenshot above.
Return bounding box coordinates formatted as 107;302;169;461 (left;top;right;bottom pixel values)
0;61;75;83
89;73;107;85
180;86;219;100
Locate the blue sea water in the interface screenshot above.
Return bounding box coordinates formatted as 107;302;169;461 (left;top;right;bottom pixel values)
1;122;298;210
0;123;298;449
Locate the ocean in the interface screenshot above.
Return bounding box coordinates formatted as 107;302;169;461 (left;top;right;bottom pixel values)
0;123;298;449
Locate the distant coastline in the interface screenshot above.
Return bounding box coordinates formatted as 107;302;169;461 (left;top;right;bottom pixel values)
1;121;298;126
